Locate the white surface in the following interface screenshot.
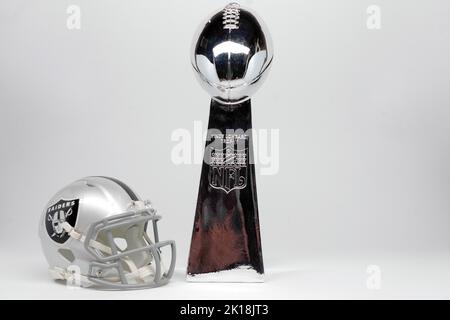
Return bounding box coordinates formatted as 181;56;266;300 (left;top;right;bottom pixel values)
1;0;450;300
1;249;450;299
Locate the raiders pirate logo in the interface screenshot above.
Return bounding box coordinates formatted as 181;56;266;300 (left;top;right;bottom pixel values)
45;199;79;243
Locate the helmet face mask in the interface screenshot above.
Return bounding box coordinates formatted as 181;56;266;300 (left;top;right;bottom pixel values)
39;177;176;290
84;207;176;289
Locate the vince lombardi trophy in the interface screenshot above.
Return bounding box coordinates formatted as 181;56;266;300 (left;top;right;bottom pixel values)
187;2;273;282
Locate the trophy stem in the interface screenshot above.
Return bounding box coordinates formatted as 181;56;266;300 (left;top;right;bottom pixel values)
187;99;264;282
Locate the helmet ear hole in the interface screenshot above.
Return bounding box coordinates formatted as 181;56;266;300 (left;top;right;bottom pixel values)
113;237;128;251
58;248;75;263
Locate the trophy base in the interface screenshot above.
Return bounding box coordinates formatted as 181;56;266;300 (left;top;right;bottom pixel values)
186;265;264;283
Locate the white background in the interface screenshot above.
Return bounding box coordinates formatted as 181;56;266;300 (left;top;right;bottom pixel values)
1;0;450;299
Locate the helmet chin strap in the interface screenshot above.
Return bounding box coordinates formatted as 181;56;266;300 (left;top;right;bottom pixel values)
59;222;160;285
122;258;155;283
49;266;93;287
62;222;112;255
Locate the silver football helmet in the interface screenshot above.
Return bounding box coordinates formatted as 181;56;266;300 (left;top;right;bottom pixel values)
38;176;176;289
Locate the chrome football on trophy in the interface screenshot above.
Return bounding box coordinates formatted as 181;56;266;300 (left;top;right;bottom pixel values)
191;3;273;105
187;2;273;282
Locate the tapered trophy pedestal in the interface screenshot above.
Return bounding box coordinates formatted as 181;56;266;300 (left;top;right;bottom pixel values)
187;2;272;282
187;100;264;282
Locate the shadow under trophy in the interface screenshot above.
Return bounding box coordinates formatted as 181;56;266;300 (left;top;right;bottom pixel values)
187;2;273;282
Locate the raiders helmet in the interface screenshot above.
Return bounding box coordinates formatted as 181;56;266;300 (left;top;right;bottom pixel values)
38;176;176;289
